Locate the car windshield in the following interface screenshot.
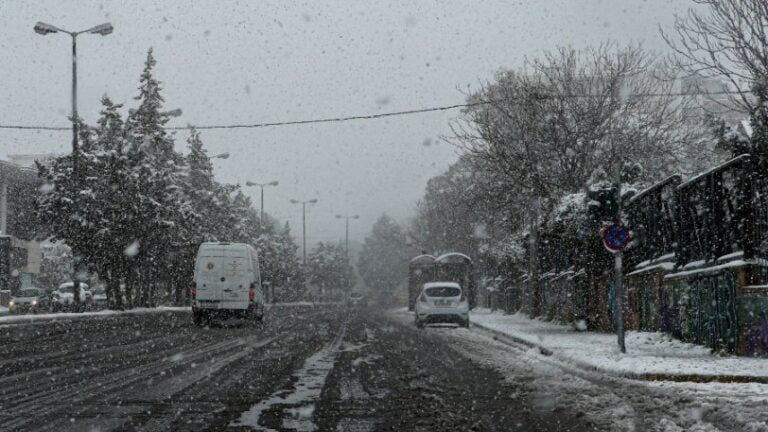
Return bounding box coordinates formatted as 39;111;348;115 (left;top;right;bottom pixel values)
3;1;764;430
18;289;40;297
425;286;461;297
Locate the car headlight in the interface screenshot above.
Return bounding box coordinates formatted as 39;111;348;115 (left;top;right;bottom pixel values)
32;300;37;306
9;300;14;306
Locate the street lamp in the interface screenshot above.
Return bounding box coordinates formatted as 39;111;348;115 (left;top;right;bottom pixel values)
35;20;113;307
290;198;318;265
246;180;279;222
335;214;359;256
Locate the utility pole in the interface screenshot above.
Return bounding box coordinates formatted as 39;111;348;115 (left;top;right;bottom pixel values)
290;198;318;264
34;21;113;308
302;202;307;263
335;214;359;256
246;180;278;223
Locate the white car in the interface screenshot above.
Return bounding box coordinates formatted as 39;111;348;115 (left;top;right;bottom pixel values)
414;282;470;328
192;242;265;326
51;282;91;311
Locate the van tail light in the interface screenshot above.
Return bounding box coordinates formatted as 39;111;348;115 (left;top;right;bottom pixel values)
419;293;427;303
459;294;467;303
249;283;256;301
191;282;197;300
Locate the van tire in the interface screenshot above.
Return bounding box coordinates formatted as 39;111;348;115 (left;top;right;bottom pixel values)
192;310;204;326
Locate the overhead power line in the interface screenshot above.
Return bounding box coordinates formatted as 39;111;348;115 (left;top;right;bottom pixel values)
0;89;749;132
0;102;484;132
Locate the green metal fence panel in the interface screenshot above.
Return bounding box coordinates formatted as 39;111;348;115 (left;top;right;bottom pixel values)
738;289;768;357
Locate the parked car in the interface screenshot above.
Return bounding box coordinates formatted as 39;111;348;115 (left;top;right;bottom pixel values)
192;242;265;326
91;285;108;309
51;282;91;311
9;288;50;313
414;281;469;329
348;292;366;307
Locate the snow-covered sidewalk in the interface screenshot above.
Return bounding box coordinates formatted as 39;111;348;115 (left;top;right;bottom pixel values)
469;308;768;383
0;306;190;324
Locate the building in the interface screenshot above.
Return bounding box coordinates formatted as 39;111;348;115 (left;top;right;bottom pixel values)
0;158;42;292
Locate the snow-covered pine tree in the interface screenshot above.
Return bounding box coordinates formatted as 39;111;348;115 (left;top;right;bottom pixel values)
125;48;193;306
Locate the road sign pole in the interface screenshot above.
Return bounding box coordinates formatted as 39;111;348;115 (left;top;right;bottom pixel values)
615;251;625;353
613;156;626;354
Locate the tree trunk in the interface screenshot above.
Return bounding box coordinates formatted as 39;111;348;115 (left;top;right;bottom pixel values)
528;197;541;317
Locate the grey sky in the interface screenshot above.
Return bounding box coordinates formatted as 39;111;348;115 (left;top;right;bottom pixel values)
0;0;694;248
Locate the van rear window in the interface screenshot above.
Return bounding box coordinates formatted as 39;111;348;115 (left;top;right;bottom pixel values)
425;286;461;297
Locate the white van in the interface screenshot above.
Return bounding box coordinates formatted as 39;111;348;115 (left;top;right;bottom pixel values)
192;242;265;325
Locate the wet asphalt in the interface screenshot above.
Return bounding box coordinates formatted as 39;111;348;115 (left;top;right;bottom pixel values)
0;305;593;431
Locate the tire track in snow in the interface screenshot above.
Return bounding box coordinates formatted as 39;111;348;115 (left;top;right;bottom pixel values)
2;337;249;431
231;317;349;431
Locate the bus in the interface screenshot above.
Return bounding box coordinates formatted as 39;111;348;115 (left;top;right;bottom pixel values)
408;254;436;311
408;252;476;310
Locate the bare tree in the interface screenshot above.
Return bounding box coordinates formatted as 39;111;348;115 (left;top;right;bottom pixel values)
449;43;710;315
661;0;768;110
453;44;707;207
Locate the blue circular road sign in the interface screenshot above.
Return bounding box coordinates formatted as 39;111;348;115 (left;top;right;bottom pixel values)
602;223;631;252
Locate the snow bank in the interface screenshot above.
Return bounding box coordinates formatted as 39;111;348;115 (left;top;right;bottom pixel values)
0;306;190;324
470;308;768;380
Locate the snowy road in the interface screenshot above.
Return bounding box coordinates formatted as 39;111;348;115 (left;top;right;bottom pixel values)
3;306;765;431
0;305;591;431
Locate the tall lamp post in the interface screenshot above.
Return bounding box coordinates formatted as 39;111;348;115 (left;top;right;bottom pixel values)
34;21;113;307
246;180;279;222
335;214;359;256
290;198;318;265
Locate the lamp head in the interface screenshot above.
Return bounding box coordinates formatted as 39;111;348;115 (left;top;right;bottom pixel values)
88;22;113;36
34;22;60;35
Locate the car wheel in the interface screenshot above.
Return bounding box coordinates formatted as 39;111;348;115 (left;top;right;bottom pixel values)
462;318;470;328
415;318;424;329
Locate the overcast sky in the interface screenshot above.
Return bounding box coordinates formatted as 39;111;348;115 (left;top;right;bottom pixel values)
0;0;695;249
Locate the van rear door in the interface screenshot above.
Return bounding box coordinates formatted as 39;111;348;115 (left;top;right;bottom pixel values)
195;245;252;309
219;249;252;307
195;248;225;305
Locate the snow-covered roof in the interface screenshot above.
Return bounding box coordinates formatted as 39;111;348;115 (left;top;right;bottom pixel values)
58;282;89;289
628;174;681;205
422;281;461;289
409;254;436;264
435;252;472;263
678;154;750;189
